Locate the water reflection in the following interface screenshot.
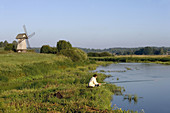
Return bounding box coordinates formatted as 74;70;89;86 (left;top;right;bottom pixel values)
95;63;170;113
109;79;154;84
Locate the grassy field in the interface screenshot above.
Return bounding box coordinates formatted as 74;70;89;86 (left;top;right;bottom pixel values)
0;53;130;112
89;55;170;65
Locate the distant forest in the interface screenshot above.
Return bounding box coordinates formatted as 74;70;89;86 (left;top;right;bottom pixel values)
79;47;170;55
1;40;170;55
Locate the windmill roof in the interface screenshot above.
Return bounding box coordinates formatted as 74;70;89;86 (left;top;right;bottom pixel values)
16;33;28;39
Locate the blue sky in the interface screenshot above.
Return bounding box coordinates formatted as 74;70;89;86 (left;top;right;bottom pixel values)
0;0;170;48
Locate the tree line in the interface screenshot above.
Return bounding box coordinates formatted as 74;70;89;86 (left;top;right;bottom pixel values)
80;46;170;56
0;40;18;52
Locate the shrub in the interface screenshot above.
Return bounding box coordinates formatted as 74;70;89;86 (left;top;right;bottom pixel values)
4;44;16;51
88;52;112;57
60;48;87;62
40;45;52;53
99;52;112;57
56;40;72;52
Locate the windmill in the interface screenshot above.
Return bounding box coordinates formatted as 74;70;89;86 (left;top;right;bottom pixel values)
16;25;35;52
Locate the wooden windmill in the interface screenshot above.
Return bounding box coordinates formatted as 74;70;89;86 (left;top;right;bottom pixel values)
16;25;35;52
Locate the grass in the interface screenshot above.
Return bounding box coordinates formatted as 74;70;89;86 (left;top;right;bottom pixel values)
0;53;127;112
0;47;9;54
89;55;170;64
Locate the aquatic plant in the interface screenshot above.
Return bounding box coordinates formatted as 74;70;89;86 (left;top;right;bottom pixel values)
89;55;170;65
125;67;132;70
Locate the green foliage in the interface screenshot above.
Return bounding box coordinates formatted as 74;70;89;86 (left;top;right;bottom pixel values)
0;42;4;47
89;56;170;64
4;44;16;52
135;47;166;55
40;45;57;54
12;40;17;46
40;45;51;53
50;47;57;54
81;47;170;55
88;52;112;57
0;53;122;112
60;48;87;62
0;75;9;82
57;40;72;52
40;40;87;62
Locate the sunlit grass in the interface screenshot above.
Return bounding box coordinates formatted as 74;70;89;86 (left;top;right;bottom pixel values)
0;53;125;112
89;55;170;65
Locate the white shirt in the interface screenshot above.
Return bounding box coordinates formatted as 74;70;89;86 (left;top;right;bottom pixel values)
88;77;99;87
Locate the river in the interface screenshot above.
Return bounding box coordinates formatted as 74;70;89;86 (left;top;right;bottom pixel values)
95;63;170;113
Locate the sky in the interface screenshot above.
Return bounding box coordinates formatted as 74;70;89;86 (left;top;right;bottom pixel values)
0;0;170;49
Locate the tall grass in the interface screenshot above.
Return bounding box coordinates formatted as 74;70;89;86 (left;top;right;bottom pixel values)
0;53;125;112
89;55;170;64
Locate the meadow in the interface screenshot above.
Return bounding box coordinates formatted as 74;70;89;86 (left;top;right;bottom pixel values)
89;55;170;65
0;53;132;113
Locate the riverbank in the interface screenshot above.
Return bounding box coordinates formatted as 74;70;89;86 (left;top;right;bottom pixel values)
0;53;127;112
89;55;170;65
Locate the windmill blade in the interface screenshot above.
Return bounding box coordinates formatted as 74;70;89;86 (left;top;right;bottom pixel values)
26;39;31;49
23;25;28;36
18;39;25;43
28;32;35;38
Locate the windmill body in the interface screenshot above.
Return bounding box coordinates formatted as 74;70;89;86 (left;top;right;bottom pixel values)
16;33;27;52
16;25;35;52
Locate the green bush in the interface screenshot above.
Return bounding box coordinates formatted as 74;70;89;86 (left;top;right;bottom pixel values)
60;48;87;62
88;52;112;57
40;45;52;53
4;44;16;52
57;40;72;52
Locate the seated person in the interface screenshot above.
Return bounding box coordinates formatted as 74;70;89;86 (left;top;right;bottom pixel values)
88;74;101;87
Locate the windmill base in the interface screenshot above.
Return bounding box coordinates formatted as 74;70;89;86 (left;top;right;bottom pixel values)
17;49;27;53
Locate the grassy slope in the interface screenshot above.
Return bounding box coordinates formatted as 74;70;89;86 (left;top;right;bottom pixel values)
0;53;126;113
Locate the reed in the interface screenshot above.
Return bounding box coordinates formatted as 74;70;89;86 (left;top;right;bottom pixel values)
89;55;170;64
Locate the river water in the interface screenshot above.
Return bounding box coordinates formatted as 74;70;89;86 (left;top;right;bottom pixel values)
95;63;170;113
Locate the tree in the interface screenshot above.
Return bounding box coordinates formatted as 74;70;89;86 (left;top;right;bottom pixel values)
50;47;57;54
99;52;112;57
0;41;3;47
56;40;72;52
159;48;164;55
40;45;52;53
134;48;144;55
143;47;153;55
60;48;87;62
3;40;8;47
4;44;13;51
88;52;99;57
12;40;18;46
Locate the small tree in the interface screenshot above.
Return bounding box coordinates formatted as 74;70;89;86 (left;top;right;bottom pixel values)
50;47;57;54
60;48;87;62
12;40;18;46
88;52;99;57
3;40;8;47
100;52;112;57
0;41;3;47
143;47;153;55
40;45;52;53
4;44;13;51
56;40;72;52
